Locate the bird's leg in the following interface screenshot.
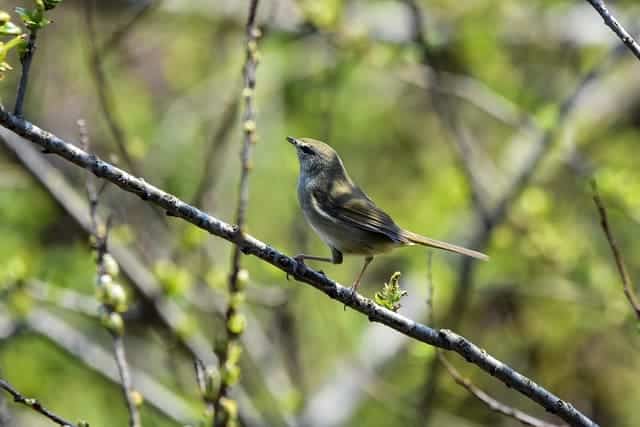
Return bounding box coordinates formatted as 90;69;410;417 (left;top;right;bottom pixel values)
344;256;374;311
288;247;343;280
351;256;374;293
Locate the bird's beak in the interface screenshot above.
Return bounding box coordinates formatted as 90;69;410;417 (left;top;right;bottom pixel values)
286;136;299;147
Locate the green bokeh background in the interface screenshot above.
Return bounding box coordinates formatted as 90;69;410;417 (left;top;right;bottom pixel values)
0;1;639;426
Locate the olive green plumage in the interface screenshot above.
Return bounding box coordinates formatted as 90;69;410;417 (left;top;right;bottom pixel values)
287;136;488;291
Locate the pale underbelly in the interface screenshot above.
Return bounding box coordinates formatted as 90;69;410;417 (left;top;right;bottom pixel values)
306;213;398;255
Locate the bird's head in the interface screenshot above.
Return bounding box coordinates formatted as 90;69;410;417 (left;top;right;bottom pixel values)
286;136;343;177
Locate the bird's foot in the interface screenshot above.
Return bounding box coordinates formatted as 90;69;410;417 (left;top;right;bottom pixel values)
286;254;306;281
343;282;359;311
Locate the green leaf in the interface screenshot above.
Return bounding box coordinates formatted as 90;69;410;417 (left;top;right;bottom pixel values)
374;272;407;312
15;5;49;30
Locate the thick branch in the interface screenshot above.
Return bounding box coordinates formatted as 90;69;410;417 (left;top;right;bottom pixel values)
412;0;626;412
592;181;640;319
0;379;79;427
0;109;597;427
429;252;557;427
0;127;215;367
0;126;293;426
584;0;640;62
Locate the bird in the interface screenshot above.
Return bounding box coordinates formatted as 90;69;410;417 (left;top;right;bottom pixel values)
287;136;488;293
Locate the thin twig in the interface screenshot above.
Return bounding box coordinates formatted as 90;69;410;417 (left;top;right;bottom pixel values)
14;30;37;117
194;358;215;417
113;336;141;427
84;0;139;174
213;2;261;426
397;65;540;132
427;252;557;427
99;0;161;55
592;180;640;319
402;0;492;225
191;92;241;208
0;379;79;427
584;0;640;62
0;108;599;427
440;111;492;225
82;120;142;427
13;307;196;422
437;354;562;427
425;251;434;325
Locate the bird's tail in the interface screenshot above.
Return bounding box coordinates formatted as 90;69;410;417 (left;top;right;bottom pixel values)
402;231;489;261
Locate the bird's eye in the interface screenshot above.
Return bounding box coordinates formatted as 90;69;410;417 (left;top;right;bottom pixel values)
300;145;314;155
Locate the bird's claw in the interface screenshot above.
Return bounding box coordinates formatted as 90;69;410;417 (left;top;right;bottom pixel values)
286;255;306;281
343;285;357;311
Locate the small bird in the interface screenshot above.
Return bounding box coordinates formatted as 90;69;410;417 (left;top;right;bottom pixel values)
287;136;488;293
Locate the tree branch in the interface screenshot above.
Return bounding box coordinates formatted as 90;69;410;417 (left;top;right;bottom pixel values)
584;0;640;62
98;0;161;56
0;126;215;367
191;92;240;208
16;308;196;423
437;353;562;427
83;118;142;427
214;1;261;425
428;251;558;427
0;125;292;426
410;0;626;412
0;109;597;427
0;379;80;427
299;279;430;427
14;30;37;117
85;0;139;174
112;336;141;427
592;180;640;319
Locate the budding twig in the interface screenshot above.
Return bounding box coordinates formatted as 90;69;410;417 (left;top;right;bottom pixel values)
212;2;261;426
81;119;142;427
13;30;36;117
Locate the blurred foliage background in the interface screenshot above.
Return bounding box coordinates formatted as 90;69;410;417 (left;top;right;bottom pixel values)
0;0;639;426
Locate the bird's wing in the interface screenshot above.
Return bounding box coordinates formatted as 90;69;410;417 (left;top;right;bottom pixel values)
311;186;407;243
